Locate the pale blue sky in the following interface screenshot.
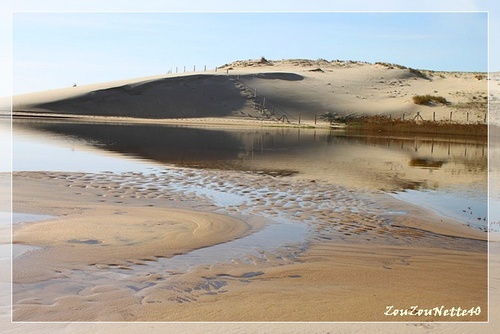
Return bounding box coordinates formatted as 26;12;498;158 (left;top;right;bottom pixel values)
0;0;499;96
11;12;488;94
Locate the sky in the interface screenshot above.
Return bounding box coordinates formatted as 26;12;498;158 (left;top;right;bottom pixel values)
0;2;495;95
9;12;488;95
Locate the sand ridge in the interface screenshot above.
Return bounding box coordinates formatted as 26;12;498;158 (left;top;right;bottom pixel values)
9;59;489;125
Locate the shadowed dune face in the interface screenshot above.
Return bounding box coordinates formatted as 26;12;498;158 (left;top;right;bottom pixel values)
34;75;249;118
241;72;304;81
237;73;324;118
22;72;308;119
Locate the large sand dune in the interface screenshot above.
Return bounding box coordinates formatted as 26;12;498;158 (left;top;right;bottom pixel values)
9;59;488;124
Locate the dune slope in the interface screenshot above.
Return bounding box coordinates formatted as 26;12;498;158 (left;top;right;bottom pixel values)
11;59;488;124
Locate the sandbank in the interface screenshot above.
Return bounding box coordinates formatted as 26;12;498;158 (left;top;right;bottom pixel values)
12;173;252;284
11;169;487;322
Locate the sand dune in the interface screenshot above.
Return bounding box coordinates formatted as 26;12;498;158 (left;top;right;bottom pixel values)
10;59;488;124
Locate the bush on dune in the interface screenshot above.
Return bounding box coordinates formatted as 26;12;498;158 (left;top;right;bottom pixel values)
412;95;449;105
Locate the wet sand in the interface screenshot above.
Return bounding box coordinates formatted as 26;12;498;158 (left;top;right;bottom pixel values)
11;168;487;322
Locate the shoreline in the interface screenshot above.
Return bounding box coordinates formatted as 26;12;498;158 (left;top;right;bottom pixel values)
8;112;335;129
7;112;492;138
11;169;487;321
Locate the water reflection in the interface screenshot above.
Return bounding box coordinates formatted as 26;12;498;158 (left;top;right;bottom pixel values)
13;119;487;192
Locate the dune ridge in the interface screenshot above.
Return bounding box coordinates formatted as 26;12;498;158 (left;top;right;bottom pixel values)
9;59;489;125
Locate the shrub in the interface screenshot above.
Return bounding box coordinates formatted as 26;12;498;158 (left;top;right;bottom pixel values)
412;95;449;105
375;62;407;70
259;56;269;64
409;68;428;79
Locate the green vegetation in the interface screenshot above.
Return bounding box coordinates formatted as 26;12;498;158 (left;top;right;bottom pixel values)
375;62;428;79
375;62;407;70
412;95;449;105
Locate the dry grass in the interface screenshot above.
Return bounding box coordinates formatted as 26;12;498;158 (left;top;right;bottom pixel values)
343;115;487;137
412;95;449;105
453;101;488;110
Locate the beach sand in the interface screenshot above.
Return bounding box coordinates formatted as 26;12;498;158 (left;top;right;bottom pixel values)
10;169;487;322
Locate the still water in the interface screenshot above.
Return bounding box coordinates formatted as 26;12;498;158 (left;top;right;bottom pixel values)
9;119;489;229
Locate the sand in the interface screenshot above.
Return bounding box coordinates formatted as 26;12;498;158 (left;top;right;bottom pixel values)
12;171;254;284
7;59;489;126
9;168;487;322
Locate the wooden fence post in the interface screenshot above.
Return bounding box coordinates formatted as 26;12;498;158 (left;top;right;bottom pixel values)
433;112;435;121
450;111;453;121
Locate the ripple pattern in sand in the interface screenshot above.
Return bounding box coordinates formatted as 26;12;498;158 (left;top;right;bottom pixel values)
13;168;485;318
14;169;483;250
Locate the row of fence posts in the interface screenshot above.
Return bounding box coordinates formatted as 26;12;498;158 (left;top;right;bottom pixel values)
166;67;487;124
275;111;486;125
166;65;245;75
167;65;214;74
294;111;486;125
235;78;295;123
397;111;487;123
